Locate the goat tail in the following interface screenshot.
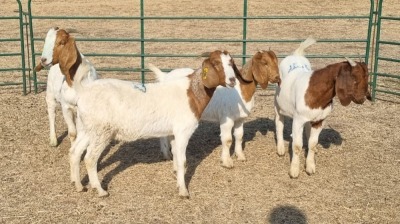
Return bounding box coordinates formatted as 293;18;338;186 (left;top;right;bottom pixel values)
73;58;92;93
293;36;317;56
147;63;166;82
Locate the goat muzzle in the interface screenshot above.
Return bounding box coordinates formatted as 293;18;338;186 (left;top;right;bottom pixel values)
227;77;236;88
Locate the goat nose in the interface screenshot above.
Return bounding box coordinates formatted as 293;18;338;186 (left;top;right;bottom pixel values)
41;57;47;63
229;77;236;85
54;27;59;30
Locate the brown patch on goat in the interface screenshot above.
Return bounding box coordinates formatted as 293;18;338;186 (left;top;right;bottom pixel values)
239;50;280;102
305;61;370;109
311;120;323;128
52;29;82;87
187;51;230;119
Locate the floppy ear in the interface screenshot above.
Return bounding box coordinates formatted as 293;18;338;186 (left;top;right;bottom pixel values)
252;53;269;89
240;58;254;82
59;37;79;86
201;58;220;88
335;65;354;106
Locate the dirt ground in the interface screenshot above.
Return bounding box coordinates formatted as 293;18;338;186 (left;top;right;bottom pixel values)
1;0;399;223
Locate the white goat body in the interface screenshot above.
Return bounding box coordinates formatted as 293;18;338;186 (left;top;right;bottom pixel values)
36;27;97;146
274;37;371;178
69;50;240;198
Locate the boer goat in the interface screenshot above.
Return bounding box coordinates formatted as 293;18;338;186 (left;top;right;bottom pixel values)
69;50;242;198
274;37;372;178
150;50;281;168
35;27;97;146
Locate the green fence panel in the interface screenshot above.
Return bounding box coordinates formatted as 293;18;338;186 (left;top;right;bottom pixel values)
26;0;377;94
371;0;400;100
0;0;27;94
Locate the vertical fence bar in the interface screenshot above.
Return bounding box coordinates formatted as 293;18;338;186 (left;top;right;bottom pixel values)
372;0;383;101
16;0;27;95
27;0;38;93
140;0;145;85
365;0;375;65
242;0;248;65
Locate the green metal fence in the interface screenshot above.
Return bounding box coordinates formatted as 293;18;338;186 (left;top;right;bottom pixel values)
0;0;27;94
372;0;400;100
1;0;398;101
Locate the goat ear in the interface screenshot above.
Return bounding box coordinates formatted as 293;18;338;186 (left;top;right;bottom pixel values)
241;58;254;82
200;52;211;58
335;65;354;106
59;37;78;86
201;58;220;88
252;53;269;89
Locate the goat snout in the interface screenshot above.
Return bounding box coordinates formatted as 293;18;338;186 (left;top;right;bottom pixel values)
227;77;236;87
40;57;52;67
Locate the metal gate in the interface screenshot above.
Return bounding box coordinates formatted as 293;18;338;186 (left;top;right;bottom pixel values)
371;0;400;100
0;0;27;94
2;0;398;101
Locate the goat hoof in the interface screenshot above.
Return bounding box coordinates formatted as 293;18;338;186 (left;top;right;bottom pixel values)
306;165;316;175
179;194;190;199
75;185;87;192
236;154;246;161
289;169;300;179
221;158;234;169
49;139;58;147
178;190;190;199
98;191;109;198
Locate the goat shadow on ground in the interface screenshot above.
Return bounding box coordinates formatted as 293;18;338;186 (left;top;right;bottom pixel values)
85;117;276;191
279;117;343;149
56;131;69;147
267;205;307;224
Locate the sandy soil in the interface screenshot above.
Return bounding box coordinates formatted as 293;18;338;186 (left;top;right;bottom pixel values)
1;0;399;223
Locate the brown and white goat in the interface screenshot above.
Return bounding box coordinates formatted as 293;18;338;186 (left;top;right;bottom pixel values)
69;50;243;198
275;43;371;178
35;27;97;146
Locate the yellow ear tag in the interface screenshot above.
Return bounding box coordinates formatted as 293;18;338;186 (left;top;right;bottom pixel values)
202;67;208;79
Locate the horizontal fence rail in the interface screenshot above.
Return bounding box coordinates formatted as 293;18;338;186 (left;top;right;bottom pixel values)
27;0;376;94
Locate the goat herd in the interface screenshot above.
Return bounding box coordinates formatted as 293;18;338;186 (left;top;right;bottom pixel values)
35;27;371;198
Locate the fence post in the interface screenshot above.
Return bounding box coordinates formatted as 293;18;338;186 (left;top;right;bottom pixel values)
16;0;27;95
372;0;383;101
27;0;39;93
242;0;248;65
140;0;145;86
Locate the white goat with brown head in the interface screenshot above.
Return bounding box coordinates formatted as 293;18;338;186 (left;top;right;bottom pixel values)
35;27;97;147
275;37;372;178
69;50;243;198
